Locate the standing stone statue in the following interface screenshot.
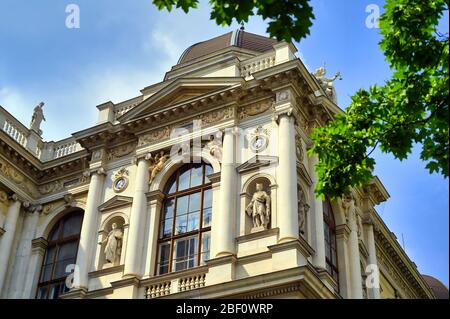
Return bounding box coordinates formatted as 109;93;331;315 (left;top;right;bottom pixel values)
342;192;356;224
298;196;310;236
30;102;45;135
312;66;341;103
102;223;123;265
246;183;271;231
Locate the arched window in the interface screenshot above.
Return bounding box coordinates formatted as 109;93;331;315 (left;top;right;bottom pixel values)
323;199;338;283
156;162;213;275
36;210;83;299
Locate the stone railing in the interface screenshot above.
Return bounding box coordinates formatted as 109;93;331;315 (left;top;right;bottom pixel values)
144;281;171;299
1;106;84;162
143;270;208;299
178;273;206;292
0;107;28;147
240;53;276;79
114;102;139;120
52;139;83;159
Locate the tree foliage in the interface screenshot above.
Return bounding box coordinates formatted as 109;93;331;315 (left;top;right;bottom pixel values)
310;0;449;198
151;0;315;42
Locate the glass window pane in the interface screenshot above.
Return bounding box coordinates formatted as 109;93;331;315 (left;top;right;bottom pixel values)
173;236;198;271
40;264;53;282
187;211;200;232
163;199;174;219
204;164;213;183
161;218;173;238
202;207;212;228
48;224;60;241
165;174;177;194
188;192;201;213
61;214;82;238
37;287;48;299
178;168;191;191
203;189;212;208
175;214;187;234
43;246;56;265
190;165;203;188
56;241;78;262
201;232;211;265
176;196;189;216
54;258;74;279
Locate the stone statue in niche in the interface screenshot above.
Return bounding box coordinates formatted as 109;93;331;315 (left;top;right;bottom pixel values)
297;189;310;236
29;102;45;135
149;151;169;184
102;223;123;265
246;183;271;232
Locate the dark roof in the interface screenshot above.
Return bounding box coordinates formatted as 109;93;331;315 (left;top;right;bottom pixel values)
178;30;278;65
422;275;449;299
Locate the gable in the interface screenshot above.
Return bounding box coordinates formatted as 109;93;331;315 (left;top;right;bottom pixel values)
119;77;243;122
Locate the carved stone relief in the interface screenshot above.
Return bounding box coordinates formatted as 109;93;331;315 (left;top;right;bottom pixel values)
0;157;39;197
238;99;273;120
107;143;135;161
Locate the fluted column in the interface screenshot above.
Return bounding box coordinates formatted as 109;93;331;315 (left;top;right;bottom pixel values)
75;168;105;290
10;205;41;298
366;221;380;299
348;206;363;299
0;194;22;294
124;154;151;277
214;128;236;257
277;113;298;243
309;155;326;269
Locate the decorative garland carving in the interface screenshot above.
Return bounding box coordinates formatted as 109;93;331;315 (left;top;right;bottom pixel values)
238;99;273;120
107;143;136;161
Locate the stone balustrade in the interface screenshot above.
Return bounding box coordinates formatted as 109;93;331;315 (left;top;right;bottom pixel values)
240;53;276;79
178;273;206;292
0;106;84;161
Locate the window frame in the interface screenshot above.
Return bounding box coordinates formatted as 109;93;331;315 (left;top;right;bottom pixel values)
36;210;83;299
155;162;212;275
323;199;339;284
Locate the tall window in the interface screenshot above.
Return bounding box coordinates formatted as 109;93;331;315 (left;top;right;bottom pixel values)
323;199;339;283
37;210;83;299
157;162;213;275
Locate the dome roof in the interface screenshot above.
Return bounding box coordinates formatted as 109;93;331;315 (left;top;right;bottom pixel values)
177;30;278;65
422;275;449;299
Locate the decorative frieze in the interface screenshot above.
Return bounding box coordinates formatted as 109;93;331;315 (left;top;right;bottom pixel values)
106;143;136;161
0;157;39;197
138;106;234;147
238;99;273;120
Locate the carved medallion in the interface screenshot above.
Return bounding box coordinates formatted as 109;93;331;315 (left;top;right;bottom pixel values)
112;168;129;193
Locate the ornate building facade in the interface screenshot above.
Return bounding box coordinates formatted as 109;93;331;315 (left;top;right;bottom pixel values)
0;30;436;299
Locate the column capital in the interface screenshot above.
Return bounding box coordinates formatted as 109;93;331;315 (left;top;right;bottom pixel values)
132;153;152;165
31;237;48;253
146;190;164;203
83;167;107;178
24;204;43;215
10;193;21;203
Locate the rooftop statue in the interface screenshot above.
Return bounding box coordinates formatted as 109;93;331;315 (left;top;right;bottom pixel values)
29;102;45;135
313;66;342;104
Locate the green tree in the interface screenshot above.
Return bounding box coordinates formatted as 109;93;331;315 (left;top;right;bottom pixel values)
152;0;449;198
151;0;315;42
309;0;449;198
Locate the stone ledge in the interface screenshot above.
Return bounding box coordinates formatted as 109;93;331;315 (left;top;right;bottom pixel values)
236;227;279;244
89;265;124;278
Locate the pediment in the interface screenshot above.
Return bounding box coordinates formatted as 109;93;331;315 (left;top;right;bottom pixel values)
237;155;279;174
98;195;133;212
119;77;242;122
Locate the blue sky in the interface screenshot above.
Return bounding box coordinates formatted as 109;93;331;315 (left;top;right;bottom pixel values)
0;1;448;286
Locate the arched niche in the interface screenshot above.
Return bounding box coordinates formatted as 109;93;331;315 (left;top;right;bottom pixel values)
297;183;310;241
240;174;276;235
97;214;127;269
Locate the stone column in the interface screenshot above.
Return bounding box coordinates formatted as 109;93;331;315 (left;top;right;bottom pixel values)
124;154;151;277
214;128;236;257
0;194;21;293
309;155;326;269
75;168;106;290
277;113;298;243
345;198;363;299
10;205;41;298
365;221;380;299
143;190;164;277
23;237;47;299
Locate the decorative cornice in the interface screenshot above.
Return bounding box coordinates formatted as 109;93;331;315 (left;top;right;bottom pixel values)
236;155;278;174
98;195;133;212
146;190;165;203
89;265;124;278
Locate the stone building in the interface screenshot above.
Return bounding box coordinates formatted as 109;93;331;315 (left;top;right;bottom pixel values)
0;30;437;299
